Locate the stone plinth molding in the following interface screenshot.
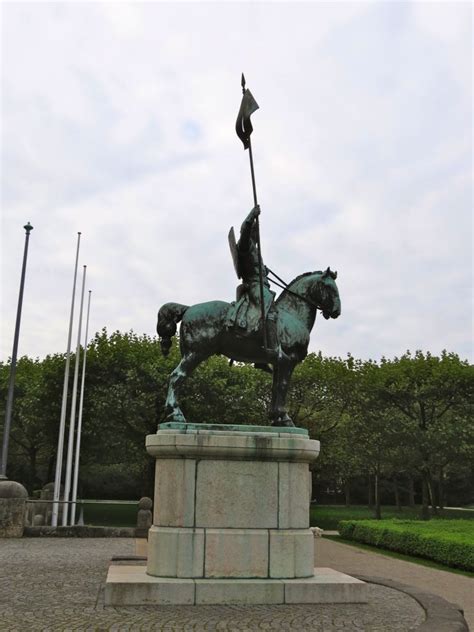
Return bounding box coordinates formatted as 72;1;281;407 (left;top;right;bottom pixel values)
105;423;367;605
146;423;319;581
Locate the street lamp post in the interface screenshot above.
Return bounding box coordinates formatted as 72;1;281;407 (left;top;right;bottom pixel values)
0;222;34;480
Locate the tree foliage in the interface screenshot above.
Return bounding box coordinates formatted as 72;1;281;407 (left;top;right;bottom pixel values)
1;333;472;509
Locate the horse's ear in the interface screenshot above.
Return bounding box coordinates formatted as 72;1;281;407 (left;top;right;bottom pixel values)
332;270;338;280
323;267;330;278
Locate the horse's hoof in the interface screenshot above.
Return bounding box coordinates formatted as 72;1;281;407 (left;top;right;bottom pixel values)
270;413;295;428
166;411;187;423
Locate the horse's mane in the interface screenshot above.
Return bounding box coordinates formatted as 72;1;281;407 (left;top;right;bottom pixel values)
275;270;322;304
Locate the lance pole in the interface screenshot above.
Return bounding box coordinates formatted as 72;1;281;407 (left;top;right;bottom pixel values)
242;77;268;350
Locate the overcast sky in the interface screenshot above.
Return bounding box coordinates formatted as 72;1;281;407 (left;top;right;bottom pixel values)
1;1;472;364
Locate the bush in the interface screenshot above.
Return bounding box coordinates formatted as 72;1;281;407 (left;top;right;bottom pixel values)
80;463;148;500
310;504;474;530
338;519;474;572
82;501;137;527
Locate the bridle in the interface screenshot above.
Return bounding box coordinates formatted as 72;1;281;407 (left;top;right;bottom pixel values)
266;267;323;312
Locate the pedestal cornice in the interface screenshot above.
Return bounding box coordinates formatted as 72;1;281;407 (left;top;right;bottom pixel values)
146;424;320;463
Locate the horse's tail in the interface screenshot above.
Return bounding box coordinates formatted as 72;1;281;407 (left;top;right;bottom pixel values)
157;302;189;356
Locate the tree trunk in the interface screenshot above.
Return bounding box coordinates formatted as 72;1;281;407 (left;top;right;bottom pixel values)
47;453;56;484
427;471;438;515
438;466;445;510
144;457;155;498
408;476;416;507
368;475;374;508
374;467;382;520
28;447;38;493
344;479;351;507
393;476;401;511
420;474;430;520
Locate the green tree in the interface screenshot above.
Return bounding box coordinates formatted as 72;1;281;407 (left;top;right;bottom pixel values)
377;351;474;519
0;353;70;490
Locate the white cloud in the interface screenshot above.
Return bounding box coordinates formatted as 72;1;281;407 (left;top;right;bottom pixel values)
1;2;472;364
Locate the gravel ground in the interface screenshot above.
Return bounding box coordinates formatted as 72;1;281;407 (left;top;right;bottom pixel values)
0;538;426;631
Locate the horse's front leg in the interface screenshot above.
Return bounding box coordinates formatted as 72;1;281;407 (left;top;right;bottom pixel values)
270;360;296;427
164;352;202;423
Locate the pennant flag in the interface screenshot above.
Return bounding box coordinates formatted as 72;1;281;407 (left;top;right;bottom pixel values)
236;85;259;150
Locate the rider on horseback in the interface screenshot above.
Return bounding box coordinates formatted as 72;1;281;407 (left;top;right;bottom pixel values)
227;205;287;363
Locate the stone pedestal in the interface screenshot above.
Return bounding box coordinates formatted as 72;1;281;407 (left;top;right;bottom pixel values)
105;423;367;605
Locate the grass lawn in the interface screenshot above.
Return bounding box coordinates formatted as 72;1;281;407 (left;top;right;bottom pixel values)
81;500;138;527
310;504;474;530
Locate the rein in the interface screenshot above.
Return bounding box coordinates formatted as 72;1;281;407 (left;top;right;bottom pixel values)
266;267;320;311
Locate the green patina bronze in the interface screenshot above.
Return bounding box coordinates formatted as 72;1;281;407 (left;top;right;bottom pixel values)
157;77;340;428
157;207;341;428
158;422;309;436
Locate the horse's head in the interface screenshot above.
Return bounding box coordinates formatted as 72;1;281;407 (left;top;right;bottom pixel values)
316;267;341;320
276;267;341;322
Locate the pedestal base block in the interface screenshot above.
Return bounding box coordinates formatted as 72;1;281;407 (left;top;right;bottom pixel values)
105;566;367;606
147;527;205;578
205;528;269;578
112;424;365;607
105;566;194;605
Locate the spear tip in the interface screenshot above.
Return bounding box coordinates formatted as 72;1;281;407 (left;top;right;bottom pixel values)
241;73;246;90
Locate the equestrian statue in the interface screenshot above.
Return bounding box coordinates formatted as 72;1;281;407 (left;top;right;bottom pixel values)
156;75;341;427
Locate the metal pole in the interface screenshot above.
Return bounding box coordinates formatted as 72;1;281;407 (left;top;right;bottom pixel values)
247;137;268;351
51;232;81;526
0;222;33;479
70;290;91;525
62;265;87;526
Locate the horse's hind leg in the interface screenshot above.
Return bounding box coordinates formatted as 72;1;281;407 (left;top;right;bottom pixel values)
164;352;202;423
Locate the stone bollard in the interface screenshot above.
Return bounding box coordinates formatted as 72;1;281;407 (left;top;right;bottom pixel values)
136;496;153;537
33;514;45;526
37;482;60;525
0;480;28;537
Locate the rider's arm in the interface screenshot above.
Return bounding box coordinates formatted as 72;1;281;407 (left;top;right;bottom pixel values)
239;206;260;251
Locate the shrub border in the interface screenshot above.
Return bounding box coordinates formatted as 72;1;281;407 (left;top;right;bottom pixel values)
339;520;474;572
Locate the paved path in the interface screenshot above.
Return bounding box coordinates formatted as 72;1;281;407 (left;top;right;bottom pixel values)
316;536;473;630
0;538;425;631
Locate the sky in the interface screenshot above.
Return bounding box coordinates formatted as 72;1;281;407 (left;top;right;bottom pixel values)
1;1;472;364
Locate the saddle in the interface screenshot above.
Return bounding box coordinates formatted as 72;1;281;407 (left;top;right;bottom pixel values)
225;284;275;334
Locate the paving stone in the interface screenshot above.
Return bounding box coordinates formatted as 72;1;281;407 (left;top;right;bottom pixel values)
0;538;427;630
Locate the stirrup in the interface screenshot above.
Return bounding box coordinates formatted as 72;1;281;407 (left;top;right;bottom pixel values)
278;346;290;362
265;345;290;363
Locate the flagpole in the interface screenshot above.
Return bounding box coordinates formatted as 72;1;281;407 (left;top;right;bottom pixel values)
0;222;33;479
51;232;81;527
62;265;87;526
70;289;91;526
241;75;267;350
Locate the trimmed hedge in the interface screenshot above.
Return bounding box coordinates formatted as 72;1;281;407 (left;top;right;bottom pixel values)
338;519;474;572
310;505;473;530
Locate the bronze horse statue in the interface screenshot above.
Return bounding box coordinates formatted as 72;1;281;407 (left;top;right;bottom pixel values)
157;267;341;427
